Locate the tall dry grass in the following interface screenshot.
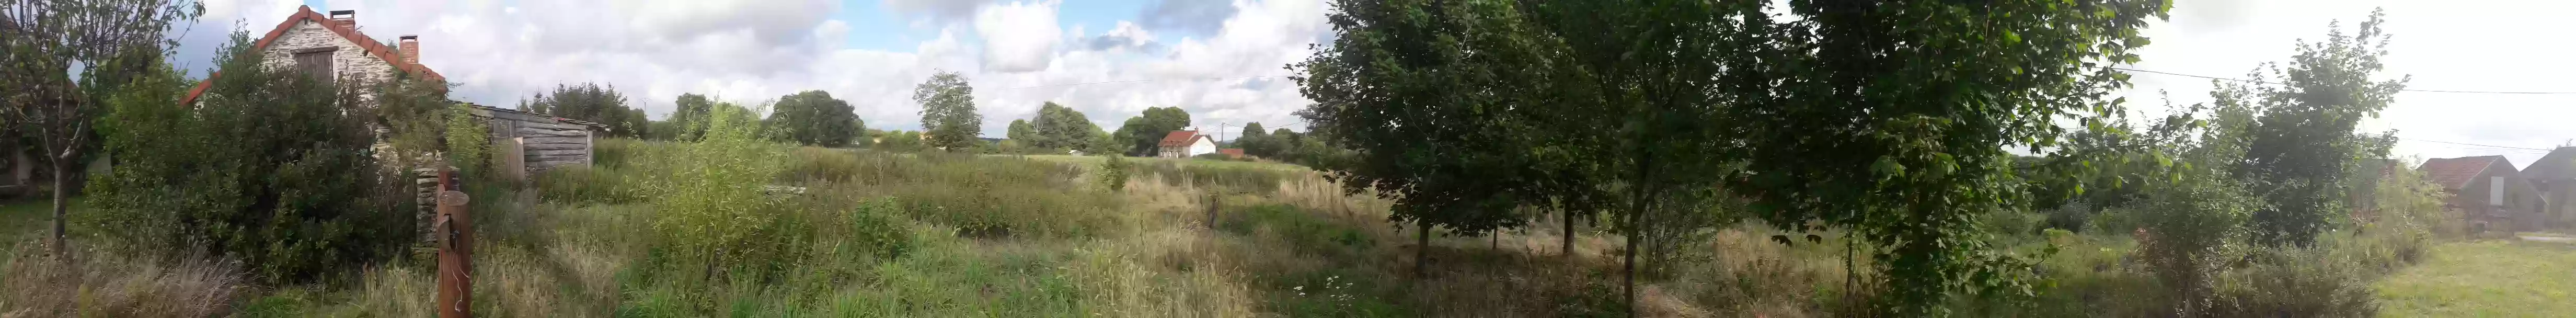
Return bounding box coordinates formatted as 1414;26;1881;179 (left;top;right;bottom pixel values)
0;246;245;318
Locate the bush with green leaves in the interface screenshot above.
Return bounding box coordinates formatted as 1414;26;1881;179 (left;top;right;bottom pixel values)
1098;154;1132;191
643;104;797;279
85;31;409;283
2130;173;2256;316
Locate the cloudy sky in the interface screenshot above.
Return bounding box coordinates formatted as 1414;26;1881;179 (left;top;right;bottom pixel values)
171;0;2572;167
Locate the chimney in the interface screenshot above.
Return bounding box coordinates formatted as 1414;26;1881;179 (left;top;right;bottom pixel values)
399;35;420;67
328;10;356;29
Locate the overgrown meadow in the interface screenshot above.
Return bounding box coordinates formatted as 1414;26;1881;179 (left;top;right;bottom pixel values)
3;133;2475;317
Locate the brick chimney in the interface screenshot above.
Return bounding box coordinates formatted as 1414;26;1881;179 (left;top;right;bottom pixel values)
399;35;420;67
328;10;356;29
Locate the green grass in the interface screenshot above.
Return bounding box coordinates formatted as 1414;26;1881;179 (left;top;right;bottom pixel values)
0;199;56;238
2376;240;2576;317
0;197;84;244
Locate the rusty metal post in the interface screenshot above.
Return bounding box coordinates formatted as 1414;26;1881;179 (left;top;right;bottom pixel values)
434;169;473;318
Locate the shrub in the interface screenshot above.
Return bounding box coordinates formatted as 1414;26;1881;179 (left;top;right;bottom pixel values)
2209;247;2380;317
642;104;798;281
86;39;411;283
1099;154;1133;191
844;197;914;259
2130;174;2256;316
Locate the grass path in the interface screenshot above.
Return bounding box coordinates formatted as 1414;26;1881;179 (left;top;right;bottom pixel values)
2376;238;2576;317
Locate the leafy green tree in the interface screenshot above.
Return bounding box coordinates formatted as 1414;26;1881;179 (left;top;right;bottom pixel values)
0;0;200;254
1030;102;1104;152
1235;122;1275;157
1112;106;1192;155
1524;0;1740;308
768;90;860;146
1238;122;1266;140
522;83;649;138
2225;12;2406;247
666;93;717;141
87;31;408;282
1006;119;1034;143
1687;0;2169;314
914;71;982;151
1299;0;1605;278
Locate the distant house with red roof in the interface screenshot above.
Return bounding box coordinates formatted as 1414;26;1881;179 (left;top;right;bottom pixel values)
1157;130;1217;158
2418;155;2550;231
1217;148;1245;159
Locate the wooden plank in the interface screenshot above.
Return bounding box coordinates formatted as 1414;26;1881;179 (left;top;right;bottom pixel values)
488;111;554;123
524;143;586;151
531;154;587;162
523;137;586;145
515;128;589;138
516;121;589;131
531;149;588;156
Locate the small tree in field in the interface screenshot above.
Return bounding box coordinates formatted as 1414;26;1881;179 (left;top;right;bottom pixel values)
648;104;791;280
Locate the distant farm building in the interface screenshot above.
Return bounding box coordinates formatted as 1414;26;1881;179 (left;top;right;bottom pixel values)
2419;156;2550;232
2524;147;2576;228
1158;130;1217;158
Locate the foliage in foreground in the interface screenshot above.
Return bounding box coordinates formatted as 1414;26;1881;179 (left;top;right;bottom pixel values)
1301;0;2172;314
85;31;409;283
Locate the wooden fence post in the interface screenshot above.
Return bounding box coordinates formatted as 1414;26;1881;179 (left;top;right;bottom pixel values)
434;169;474;318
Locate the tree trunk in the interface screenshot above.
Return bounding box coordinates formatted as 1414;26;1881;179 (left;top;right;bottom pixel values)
1624;197;1643;317
49;160;69;257
1625;151;1654;317
1414;219;1431;278
1563;209;1575;257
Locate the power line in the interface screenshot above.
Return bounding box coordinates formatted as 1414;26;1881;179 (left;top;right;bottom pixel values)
2099;66;2576;95
1003;75;1294;90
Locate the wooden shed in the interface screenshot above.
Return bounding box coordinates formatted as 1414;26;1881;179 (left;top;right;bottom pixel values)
464;104;607;177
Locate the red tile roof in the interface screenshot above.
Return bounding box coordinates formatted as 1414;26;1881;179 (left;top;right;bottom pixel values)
1217;148;1245;157
2419;156;2503;190
179;6;444;106
1159;130;1203;147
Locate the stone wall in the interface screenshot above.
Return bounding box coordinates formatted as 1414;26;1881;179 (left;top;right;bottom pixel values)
259;20;396;89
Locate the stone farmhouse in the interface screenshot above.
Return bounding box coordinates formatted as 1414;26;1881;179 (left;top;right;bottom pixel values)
181;6;606;177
